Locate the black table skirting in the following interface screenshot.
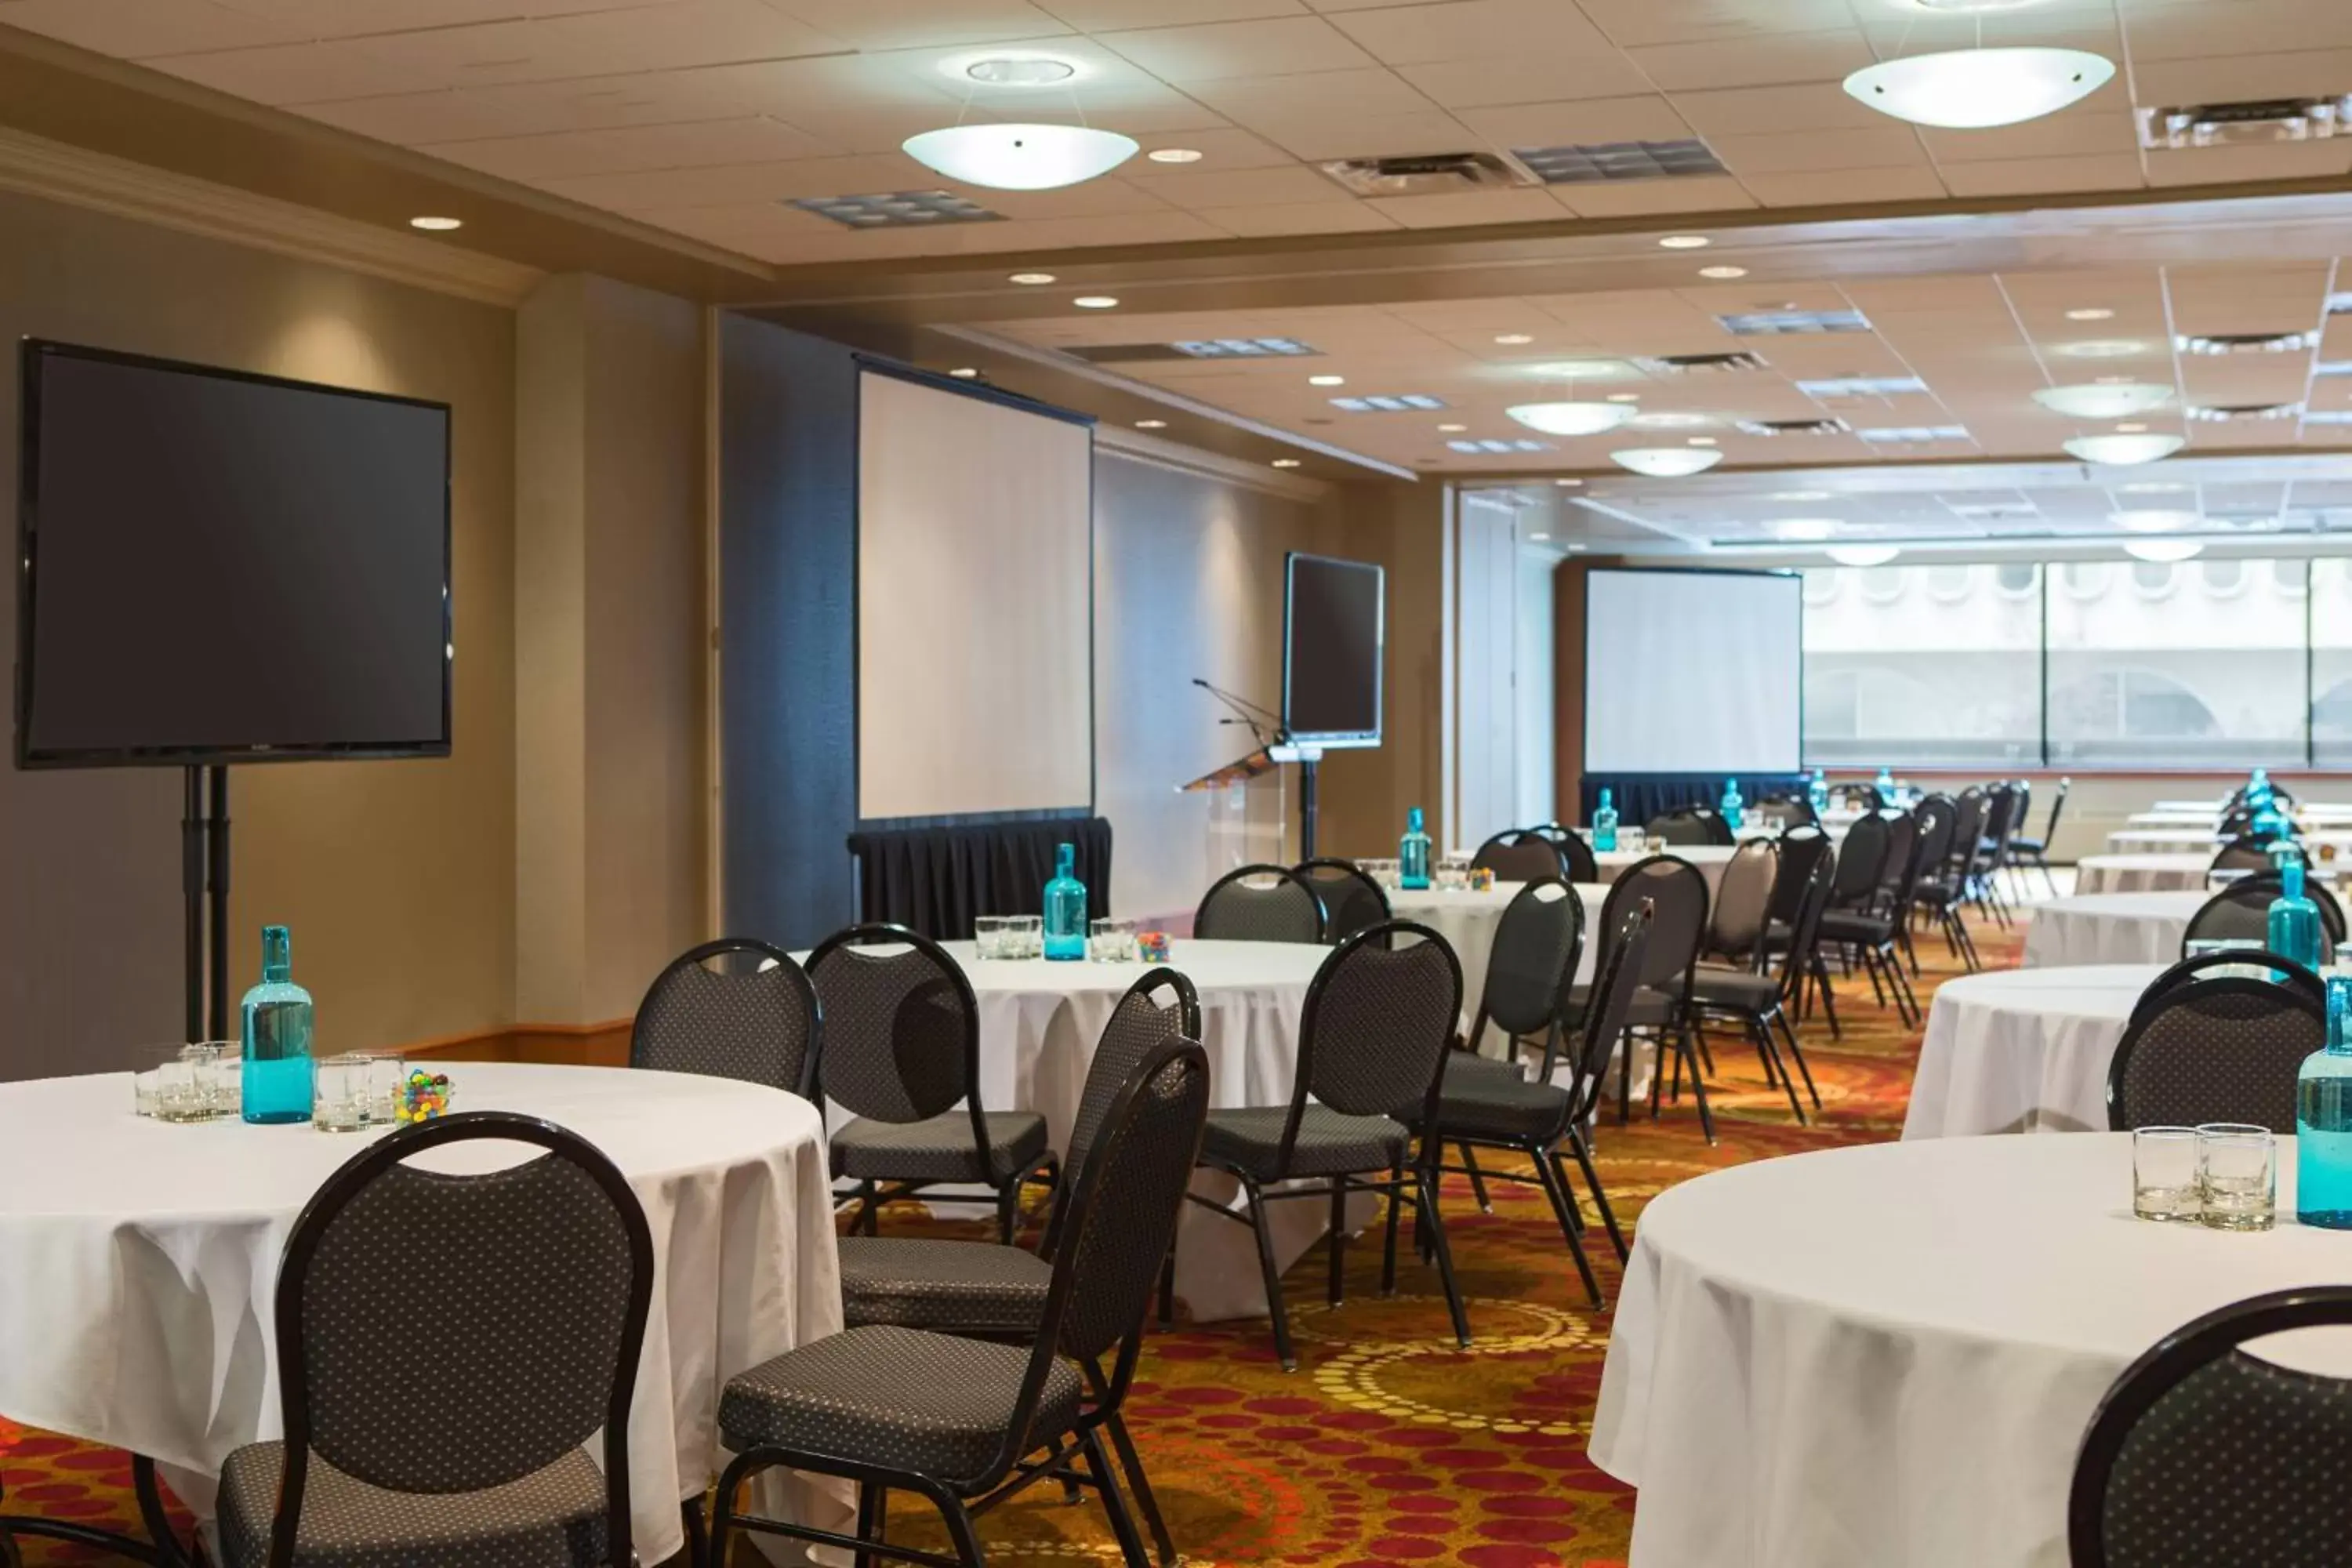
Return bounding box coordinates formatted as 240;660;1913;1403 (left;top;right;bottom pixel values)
1577;773;1810;827
847;816;1113;940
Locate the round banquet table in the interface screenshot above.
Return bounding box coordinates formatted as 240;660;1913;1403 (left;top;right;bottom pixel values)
2073;851;2214;895
2022;891;2205;968
2153;797;2352;824
1386;881;1605;1004
2107;827;2352;855
1903;963;2156;1138
1590;1134;2352;1568
1595;844;1738;898
0;1064;844;1566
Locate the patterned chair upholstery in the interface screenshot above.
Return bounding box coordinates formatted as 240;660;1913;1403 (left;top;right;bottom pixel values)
2106;977;2324;1134
630;938;816;1095
1194;865;1326;943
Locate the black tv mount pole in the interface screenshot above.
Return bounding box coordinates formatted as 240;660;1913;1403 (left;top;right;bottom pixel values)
180;765;231;1044
1191;677;1324;859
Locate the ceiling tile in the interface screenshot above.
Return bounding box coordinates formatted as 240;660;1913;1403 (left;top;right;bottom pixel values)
1739;165;1951;208
1242;109;1479;162
1184;66;1434;122
156;39;445;103
2145;141;2352;187
1453;95;1694;148
1672;81;1901;137
0;0;309;55
211;0;673;34
1554;173;1756;216
421;116;834;180
547;151;924;208
1035;0;1302;24
1917;111;2142;165
1325;0;1613;66
1708;127;1931;176
1937;154;2149;199
1575;0;1862;49
1366;187;1573;228
1094;15;1376;80
1627;27;1873;93
1394;52;1652;110
2122;0;2352;62
764;0;1072;50
1198;200;1403;235
1122;163;1340;207
2129;48;2352;110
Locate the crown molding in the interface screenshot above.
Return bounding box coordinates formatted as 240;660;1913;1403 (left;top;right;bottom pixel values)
0;124;544;307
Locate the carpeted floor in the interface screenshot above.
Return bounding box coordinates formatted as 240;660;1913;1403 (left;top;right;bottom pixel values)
1;915;2023;1567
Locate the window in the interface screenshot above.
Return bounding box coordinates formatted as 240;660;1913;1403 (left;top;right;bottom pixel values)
1802;568;1843;607
1859;566;1907;604
2317;560;2352;767
2062;561;2113;599
1996;561;2039;597
2273;558;2310;597
1926;564;1975;603
2200;558;2247;597
2129;561;2177;598
1802;564;2042;768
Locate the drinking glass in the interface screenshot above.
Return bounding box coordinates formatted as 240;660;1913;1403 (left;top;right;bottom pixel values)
313;1053;372;1133
1363;858;1399;891
1003;915;1040;960
364;1054;407;1126
2131;1127;2200;1221
192;1041;240;1120
1089;918;1138;963
974;916;1010;961
131;1067;162;1119
154;1056;209;1123
1437;855;1472;891
2197;1123;2277;1232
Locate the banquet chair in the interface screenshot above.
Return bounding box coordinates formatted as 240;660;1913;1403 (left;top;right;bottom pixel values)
2106;973;2325;1134
2213;836;2305;876
1419;902;1650;1307
1806;810;1889;1036
1294;858;1391;945
1815;811;1924;1029
1190;920;1468;1371
213;1111;655;1568
1694;844;1831;1123
1701;838;1778;967
2069;1287;2352;1568
1647;806;1731;848
1194;863;1326;943
630;938;819;1097
707;1036;1211;1568
811;924;1055;1245
1588;857;1714;1142
2006;776;2067;898
833;970;1200;1568
1908;794;1980;971
2126;950;2325;1032
1973;785;2020;926
1472;830;1571;885
1529;823;1602;884
2182;876;2350;956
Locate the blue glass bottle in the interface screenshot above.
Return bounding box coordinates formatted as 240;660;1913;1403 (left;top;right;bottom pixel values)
1400;807;1433;891
1592;789;1618;854
1808;770;1829;816
2253;796;2291;846
241;924;314;1125
1720;779;1744;831
2297;978;2352;1229
1043;842;1087;961
2267;847;2325;971
1875;765;1896;802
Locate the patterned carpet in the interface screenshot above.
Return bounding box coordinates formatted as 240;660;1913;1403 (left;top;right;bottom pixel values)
0;915;2022;1567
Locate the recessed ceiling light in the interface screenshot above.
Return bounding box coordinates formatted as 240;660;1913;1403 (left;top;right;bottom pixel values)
1827;544;1902;567
1612;447;1724;477
1659;234;1711;249
1507;402;1636;437
2034;383;2175;419
2067;433;2186;466
1555;478;1582;486
948;367;980;379
1009;271;1057;285
1495;334;1536;345
2059;339;2147;359
1909;0;2053;11
1437;423;1468;432
2067;307;2116;321
409;216;463;230
1073;296;1120;309
1699;265;1748;280
1146;147;1203;163
2125;539;2202;563
1530;532;1552;541
903;125;1138;190
1308;374;1346;387
1271;458;1302;469
2115;421;2147;433
1771;490;1833;502
1688;436;1718;445
1844;49;2115;129
1606;393;1641;403
1634;412;1711;429
1134;419;1167;429
1772;519;1839;541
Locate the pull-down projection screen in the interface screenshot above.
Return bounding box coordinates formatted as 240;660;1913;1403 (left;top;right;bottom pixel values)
857;369;1094;821
1584;568;1802;775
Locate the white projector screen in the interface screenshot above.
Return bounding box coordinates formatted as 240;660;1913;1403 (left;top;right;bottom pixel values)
857;370;1094;820
1584;568;1803;775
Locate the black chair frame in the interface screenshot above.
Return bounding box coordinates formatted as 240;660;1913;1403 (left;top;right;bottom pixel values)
1193;863;1327;943
2069;1287;2352;1568
262;1111;656;1568
1528;823;1602;884
1599;855;1716;1144
1693;850;1831;1126
630;937;822;1098
1471;830;1572;885
2107;970;2325;1132
708;1037;1211;1568
2007;776;2067;898
2183;875;2350;955
2125;949;2325;1035
1293;858;1392;946
812;922;1060;1245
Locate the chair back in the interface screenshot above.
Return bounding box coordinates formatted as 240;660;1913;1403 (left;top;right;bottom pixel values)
2040;777;2070;841
1912;795;1959;884
1875;811;1923;910
1053;971;1200;1251
1763;826;1832;931
2185;877;2351;953
1978;785;2020;866
1706;839;1780;960
1471;879;1584;1069
268;1112;653;1568
2070;1287;2352;1568
807;923;980;1126
1567;906;1653;1127
1472;831;1570;886
1534;826;1601;884
1294;859;1390;945
1947;789;1987;873
1828;813;1891;908
630;939;818;1098
1646;808;1724;848
2107;976;2324;1133
1195;864;1326;943
1777;849;1840;996
1595;855;1709;998
2129;951;2325;1031
2215;837;2303;874
1295;920;1463;1123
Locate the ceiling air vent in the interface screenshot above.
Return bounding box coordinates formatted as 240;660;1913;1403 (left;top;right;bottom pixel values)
2188;402;2305;422
2141;96;2351;150
789;190;1002;227
1737;417;1851;437
1316;151;1535;197
1062;338;1323;365
2177;330;2318;354
1719;310;1872;336
1638;351;1770;374
1512;139;1726;184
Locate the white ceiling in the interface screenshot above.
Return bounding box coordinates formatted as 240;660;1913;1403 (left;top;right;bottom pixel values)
9;0;2352;266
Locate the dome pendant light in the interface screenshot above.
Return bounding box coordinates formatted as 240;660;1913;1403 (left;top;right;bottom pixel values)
902;123;1139;190
2065;433;2186;466
1611;447;1724;477
2033;383;2175;419
1844;47;2114;129
1508;402;1636;437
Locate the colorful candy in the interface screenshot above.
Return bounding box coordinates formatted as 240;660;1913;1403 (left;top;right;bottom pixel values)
1136;930;1171;964
397;1068;454;1123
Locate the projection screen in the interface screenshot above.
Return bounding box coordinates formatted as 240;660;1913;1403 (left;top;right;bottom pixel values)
1584;568;1803;775
857;369;1094;821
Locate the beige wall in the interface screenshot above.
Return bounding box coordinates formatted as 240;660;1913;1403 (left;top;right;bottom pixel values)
0;187;517;1076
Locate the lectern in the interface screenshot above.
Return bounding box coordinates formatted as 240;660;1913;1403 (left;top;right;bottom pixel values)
1179;741;1326;870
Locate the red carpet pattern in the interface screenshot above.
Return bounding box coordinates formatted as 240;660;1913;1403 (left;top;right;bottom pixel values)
0;917;2021;1566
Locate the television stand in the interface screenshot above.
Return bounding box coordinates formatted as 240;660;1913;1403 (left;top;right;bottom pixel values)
180;765;231;1043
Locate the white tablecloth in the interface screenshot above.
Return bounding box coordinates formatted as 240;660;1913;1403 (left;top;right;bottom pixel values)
2074;851;2213;895
1904;964;2156;1138
0;1065;844;1566
2023;891;2205;968
1591;1133;2352;1568
2107;827;2352;854
2154;797;2352;823
1388;882;1604;1004
1595;844;1738;898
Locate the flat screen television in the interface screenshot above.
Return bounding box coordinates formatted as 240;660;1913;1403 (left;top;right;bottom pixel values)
16;340;452;768
1282;551;1384;750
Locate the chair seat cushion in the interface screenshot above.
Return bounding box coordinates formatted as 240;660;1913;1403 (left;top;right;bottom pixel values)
837;1235;1053;1335
1201;1105;1409;1179
1428;1054;1570;1142
1563;985;1675;1029
719;1324;1082;1487
214;1442;607;1568
832;1111;1049;1184
2010;836;2046;854
1817;910;1893;943
1690;965;1782;1010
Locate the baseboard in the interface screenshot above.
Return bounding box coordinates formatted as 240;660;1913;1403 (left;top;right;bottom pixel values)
403;1018;632;1066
